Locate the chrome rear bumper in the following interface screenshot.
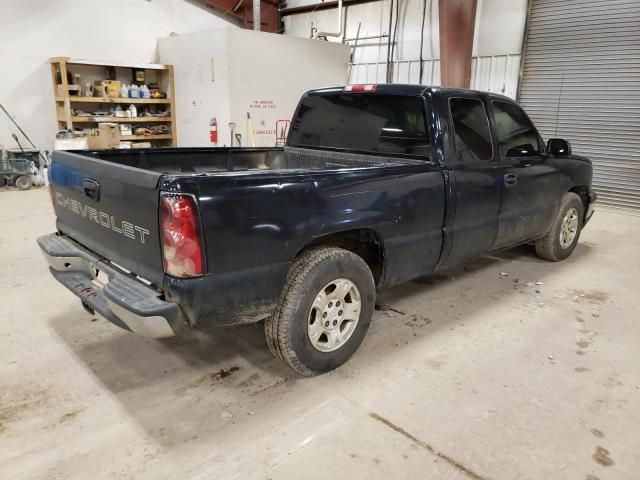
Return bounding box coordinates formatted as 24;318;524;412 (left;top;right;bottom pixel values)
37;233;185;338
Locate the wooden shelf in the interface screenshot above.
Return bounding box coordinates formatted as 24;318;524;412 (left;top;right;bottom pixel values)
50;57;169;70
70;116;171;123
122;134;173;141
56;96;171;104
51;57;177;147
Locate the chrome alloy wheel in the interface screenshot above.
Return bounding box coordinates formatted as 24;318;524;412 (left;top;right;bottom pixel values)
559;207;579;249
308;278;361;353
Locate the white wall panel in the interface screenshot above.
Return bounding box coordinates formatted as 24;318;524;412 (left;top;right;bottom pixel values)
470;54;522;98
0;0;237;152
158;29;350;147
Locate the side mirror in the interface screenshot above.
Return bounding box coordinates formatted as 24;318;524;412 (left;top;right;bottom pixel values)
506;143;536;157
547;138;571;156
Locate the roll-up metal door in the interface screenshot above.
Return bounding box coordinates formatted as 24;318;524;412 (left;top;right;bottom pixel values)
518;0;640;210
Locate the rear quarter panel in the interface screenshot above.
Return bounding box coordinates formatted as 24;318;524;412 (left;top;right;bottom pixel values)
162;163;445;326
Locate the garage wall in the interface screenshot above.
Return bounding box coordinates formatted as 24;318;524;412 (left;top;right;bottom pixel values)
283;0;527;97
0;0;237;152
518;0;640;210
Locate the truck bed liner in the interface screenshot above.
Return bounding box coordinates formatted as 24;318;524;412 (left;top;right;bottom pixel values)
83;146;426;176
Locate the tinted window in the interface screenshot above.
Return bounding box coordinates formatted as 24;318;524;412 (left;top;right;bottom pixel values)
491;100;540;157
449;98;493;162
288;93;430;156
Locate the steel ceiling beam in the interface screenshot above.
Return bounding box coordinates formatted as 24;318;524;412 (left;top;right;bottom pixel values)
438;0;478;88
203;0;281;33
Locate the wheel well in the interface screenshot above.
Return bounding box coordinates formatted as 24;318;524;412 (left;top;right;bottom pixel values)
569;186;590;210
298;229;385;286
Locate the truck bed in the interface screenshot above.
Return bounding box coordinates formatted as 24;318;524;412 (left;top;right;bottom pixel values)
83;146;425;175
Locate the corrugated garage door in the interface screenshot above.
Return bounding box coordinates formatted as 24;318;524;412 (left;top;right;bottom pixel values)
518;0;640;210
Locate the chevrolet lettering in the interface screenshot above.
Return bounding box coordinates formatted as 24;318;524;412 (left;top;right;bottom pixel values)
55;192;150;243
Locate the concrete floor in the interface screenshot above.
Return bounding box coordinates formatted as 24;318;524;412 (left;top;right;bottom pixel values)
1;187;639;480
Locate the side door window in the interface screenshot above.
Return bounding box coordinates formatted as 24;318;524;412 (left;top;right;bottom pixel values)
449;97;493;162
491;100;541;157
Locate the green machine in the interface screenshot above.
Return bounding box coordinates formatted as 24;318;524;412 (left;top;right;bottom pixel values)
0;157;40;190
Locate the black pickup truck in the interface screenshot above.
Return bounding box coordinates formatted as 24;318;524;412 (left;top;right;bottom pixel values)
39;84;596;376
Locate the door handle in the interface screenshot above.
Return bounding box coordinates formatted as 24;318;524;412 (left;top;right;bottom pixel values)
504;173;518;186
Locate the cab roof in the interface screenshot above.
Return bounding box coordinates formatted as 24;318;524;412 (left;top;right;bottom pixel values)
308;84;515;102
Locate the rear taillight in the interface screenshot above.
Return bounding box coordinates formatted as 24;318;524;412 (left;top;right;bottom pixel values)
343;84;377;93
160;194;205;278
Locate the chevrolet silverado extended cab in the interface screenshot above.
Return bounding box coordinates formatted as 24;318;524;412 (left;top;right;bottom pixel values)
39;84;596;376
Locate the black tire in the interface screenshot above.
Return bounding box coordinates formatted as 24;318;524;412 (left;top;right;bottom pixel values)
265;247;376;376
15;176;33;191
535;192;584;261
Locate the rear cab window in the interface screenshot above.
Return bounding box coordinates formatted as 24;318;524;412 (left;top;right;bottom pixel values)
288;92;430;157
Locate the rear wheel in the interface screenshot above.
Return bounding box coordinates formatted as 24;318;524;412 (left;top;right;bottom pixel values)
15;176;33;191
535;192;584;261
265;247;376;376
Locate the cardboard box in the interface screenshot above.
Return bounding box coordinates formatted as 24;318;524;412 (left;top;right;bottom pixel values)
54;137;89;151
87;123;120;149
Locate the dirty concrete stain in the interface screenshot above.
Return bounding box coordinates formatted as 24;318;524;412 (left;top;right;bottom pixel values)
576;350;587;356
590;428;604;438
212;366;240;380
0;387;50;433
369;413;488;480
575;367;590;373
248;378;290;397
175;366;240;396
406;314;432;328
601;375;623;388
49;408;86;428
576;340;590;349
426;354;449;369
237;372;261;388
575;316;585;323
585;475;601;480
375;304;406;315
571;289;610;305
592;446;614;466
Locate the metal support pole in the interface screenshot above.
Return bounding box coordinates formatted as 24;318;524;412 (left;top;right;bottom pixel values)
253;0;261;31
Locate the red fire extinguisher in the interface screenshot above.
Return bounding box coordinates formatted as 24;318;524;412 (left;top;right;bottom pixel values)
209;117;218;144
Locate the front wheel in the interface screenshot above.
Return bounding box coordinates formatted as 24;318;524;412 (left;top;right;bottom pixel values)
265;247;376;376
15;176;33;191
535;192;584;261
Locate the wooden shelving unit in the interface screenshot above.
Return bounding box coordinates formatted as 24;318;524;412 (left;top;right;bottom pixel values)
50;57;177;147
